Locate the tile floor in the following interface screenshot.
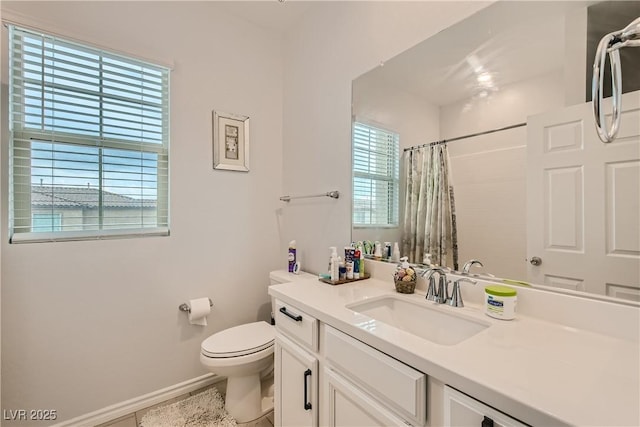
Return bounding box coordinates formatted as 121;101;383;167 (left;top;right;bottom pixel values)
96;381;274;427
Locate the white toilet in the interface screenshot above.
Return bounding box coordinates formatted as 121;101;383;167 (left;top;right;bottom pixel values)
200;270;315;423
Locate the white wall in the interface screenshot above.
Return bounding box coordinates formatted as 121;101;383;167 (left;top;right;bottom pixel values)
444;71;565;279
1;2;284;424
282;1;491;275
351;71;440;246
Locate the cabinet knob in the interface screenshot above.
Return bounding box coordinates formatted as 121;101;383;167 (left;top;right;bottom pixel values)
482;416;494;427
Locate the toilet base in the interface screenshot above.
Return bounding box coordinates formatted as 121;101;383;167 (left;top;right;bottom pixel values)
225;375;274;423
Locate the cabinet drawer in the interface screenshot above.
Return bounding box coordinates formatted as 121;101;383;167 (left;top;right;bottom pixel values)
324;326;426;425
444;386;529;427
275;299;318;352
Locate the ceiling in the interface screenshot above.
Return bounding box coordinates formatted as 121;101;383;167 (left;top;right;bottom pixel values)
213;0;315;35
357;1;593;106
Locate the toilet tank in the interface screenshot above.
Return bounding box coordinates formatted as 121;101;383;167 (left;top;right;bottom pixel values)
269;269;315;285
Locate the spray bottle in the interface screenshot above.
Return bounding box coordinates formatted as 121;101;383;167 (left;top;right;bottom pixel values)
288;240;297;273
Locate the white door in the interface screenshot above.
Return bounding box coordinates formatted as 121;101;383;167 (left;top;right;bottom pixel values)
444;386;528;427
275;335;318;427
527;90;640;300
323;368;409;427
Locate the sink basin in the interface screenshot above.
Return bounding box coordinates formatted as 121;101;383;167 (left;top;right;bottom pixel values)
347;295;490;346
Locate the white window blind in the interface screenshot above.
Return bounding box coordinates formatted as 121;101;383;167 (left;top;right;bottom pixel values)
352;122;399;227
8;25;170;243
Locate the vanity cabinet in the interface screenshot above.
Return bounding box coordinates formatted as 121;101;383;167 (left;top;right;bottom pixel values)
323;367;410;426
274;300;319;427
273;298;528;427
275;334;318;427
444;386;529;427
323;326;427;426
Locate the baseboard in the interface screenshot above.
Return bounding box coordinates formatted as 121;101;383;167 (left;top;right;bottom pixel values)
50;373;222;427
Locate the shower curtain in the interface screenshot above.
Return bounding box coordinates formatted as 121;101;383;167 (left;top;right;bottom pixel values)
401;143;458;269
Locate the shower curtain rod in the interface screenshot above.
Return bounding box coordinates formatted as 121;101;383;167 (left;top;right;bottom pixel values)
403;122;527;152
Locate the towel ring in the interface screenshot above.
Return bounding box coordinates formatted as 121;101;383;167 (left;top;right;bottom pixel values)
592;17;640;143
592;33;622;143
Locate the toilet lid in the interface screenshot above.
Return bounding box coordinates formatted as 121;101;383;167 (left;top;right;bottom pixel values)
201;321;275;358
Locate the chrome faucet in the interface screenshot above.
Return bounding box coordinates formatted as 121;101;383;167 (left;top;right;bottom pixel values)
462;259;483;274
448;277;477;307
422;267;448;304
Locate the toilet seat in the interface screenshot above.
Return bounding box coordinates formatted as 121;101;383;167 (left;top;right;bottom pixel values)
201;321;274;358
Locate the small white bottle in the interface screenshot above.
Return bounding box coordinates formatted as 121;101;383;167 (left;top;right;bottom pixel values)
374;241;382;259
329;247;339;282
423;253;432;267
391;242;400;262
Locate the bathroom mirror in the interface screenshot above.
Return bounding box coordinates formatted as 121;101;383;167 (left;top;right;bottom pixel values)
352;0;640;301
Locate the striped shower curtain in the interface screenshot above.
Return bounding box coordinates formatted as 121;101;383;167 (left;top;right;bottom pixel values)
401;144;458;269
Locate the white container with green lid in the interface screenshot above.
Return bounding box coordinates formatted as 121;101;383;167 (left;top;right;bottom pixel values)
485;285;517;320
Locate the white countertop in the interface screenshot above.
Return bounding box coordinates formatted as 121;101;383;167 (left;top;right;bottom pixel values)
269;276;640;427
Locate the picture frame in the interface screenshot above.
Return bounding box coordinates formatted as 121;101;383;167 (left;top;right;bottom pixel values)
212;110;250;172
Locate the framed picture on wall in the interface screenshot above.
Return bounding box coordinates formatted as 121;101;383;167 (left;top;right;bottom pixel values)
212;110;250;172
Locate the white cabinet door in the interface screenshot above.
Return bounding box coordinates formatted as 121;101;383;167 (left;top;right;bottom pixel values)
324;325;426;425
444;386;528;427
323;368;410;427
275;334;318;427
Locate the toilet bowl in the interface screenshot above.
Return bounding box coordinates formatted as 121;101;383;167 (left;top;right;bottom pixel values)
200;270;315;423
200;321;275;423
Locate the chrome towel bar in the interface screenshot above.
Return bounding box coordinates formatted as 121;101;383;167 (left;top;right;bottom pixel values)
280;190;339;202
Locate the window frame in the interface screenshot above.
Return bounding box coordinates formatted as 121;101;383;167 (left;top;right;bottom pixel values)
7;25;170;243
352;120;400;229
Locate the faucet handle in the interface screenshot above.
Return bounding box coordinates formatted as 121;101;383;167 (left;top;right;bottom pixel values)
424;267;447;303
437;275;449;304
426;276;438;302
448;277;477;308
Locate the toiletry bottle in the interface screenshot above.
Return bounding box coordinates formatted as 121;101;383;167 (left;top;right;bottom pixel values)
288;240;297;272
354;248;361;279
391;242;400;262
359;247;365;276
346;261;354;279
374;241;382;259
384;242;392;259
345;246;355;280
328;246;336;275
423;253;432;267
330;247;339;282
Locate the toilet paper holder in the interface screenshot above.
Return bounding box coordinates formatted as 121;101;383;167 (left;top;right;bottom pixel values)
179;298;213;313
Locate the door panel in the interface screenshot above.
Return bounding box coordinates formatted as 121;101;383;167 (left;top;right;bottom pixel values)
323;368;408;427
527;90;640;300
275;335;318;427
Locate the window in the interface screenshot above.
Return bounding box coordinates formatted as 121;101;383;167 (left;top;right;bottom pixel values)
352;122;399;227
8;25;170;243
32;213;62;232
